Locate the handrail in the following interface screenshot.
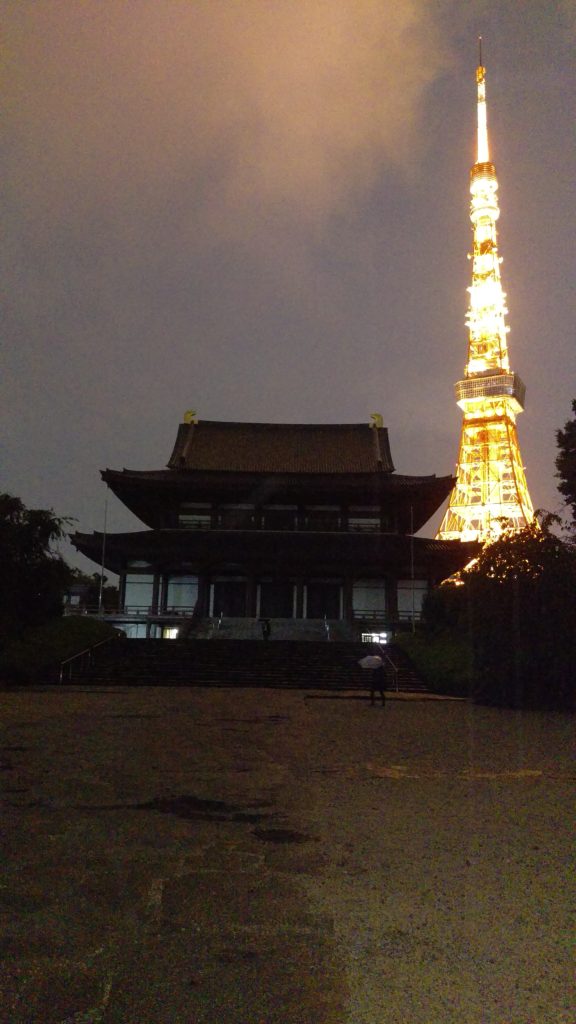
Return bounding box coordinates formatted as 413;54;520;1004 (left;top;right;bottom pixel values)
58;635;118;684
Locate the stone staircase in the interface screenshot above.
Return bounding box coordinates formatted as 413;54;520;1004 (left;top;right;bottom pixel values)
62;638;428;693
184;618;357;642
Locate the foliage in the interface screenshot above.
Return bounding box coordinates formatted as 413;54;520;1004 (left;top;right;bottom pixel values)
556;399;576;528
0;493;73;643
394;630;473;697
0;616;120;685
68;568;119;612
465;513;574;581
424;515;576;710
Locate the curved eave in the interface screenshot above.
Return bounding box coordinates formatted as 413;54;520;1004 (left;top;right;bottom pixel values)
102;468;455;533
72;528;478;579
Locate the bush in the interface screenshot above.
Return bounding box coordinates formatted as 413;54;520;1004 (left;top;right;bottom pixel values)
422;517;576;710
395;630;474;697
0;616;120;685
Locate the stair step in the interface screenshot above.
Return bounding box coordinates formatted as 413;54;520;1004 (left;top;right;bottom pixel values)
59;638;428;693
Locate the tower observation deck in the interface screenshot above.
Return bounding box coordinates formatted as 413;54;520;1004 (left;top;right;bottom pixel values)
436;52;534;542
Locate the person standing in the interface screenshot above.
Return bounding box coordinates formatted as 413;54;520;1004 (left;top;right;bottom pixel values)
371;661;386;706
358;653;386;706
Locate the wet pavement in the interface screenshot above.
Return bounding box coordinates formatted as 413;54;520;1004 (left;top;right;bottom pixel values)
0;686;574;1023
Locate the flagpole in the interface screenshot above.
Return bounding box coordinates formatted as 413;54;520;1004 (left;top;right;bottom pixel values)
98;490;108;615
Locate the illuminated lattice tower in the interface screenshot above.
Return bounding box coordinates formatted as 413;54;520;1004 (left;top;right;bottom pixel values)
437;54;534;542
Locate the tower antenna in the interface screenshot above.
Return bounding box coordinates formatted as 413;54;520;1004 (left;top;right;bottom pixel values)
478;35;482;66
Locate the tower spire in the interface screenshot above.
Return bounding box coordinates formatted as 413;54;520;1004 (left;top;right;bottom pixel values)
436;51;534;543
476;40;489;163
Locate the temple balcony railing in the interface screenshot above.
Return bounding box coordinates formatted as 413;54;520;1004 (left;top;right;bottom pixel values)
351;608;422;623
175;521;385;533
352;608;388;622
64;604;197;619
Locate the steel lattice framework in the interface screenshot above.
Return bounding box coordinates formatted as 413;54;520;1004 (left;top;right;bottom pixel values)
437;54;534;542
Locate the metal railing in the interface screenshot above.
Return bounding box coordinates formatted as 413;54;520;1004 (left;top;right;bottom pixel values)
353;608;422;623
171;520;385;533
64;604;197;618
59;635;118;684
63;605;120;617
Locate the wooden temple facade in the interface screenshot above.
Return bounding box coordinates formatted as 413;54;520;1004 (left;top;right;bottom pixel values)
72;419;476;638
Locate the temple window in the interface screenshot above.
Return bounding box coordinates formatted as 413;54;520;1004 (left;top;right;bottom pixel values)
261;506;297;530
217;505;255;530
397;579;428;622
122;623;148;638
303;507;341;532
124;573;154;613
352;579;387;620
178;504;212;530
348;507;381;532
163;575;198;613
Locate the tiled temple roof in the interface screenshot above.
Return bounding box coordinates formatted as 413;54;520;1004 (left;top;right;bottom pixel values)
167;421;395;474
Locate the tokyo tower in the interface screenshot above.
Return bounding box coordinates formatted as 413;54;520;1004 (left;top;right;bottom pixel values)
437;49;534;542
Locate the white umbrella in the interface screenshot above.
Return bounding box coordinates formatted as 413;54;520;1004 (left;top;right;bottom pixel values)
358;655;383;669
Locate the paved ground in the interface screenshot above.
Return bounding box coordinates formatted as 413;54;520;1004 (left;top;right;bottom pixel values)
0;685;574;1024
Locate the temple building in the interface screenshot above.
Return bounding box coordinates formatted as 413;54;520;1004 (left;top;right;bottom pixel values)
72;416;476;638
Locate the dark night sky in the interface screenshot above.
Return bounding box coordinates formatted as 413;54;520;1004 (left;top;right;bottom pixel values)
3;1;575;576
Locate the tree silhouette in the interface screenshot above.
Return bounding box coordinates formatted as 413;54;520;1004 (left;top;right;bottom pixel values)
556;399;576;528
0;493;72;643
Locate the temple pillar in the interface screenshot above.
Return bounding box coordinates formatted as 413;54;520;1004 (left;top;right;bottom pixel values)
157;574;166;613
246;576;257;618
151;574;160;614
295;578;305;618
342;577;354;622
385;577;398;624
197;575;210;617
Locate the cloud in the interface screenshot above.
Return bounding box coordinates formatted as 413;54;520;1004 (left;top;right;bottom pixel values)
5;0;451;242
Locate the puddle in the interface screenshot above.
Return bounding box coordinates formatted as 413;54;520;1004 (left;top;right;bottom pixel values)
106;714;161;720
140;795;272;823
72;794;274;824
208;716;290;726
253;828;317;845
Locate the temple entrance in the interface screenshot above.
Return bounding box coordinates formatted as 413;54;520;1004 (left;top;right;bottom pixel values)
211;580;247;617
259;581;295;618
305;581;342;619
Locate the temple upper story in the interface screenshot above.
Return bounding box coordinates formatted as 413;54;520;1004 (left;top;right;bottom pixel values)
100;418;457;535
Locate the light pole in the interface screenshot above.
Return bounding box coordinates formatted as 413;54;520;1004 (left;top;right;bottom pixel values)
98;490;108;615
410;503;416;633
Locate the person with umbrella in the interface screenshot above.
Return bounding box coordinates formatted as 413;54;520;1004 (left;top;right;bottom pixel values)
358;654;386;706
